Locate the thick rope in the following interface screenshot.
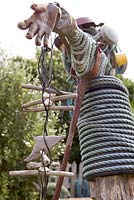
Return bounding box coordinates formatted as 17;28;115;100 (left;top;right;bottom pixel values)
69;29;108;77
77;76;134;179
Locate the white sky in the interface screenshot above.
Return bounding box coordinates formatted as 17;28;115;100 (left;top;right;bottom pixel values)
0;0;134;80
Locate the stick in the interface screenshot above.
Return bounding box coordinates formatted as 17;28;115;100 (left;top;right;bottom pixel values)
53;76;89;200
22;84;73;95
22;94;77;108
23;105;74;112
9;169;74;177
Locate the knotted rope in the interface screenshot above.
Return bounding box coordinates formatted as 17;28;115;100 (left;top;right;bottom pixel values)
69;29;108;77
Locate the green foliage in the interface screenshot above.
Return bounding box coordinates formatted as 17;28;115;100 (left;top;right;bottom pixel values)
118;75;134;110
8;56;39;84
0;47;75;199
0;52;40;199
46;182;70;199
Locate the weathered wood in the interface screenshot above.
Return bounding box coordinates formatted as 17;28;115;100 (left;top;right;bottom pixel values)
89;174;134;200
9;169;74;177
23;105;74;112
22;99;52;108
22;94;77;108
22;84;73;95
26;161;43;169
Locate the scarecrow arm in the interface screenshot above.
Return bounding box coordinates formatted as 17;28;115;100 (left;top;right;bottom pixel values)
18;3;60;46
18;3;78;46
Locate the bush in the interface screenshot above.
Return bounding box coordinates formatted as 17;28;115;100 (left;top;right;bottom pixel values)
46;182;70;199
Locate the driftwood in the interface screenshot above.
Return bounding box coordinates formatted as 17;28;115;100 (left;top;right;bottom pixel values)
9;169;74;177
22;85;76;113
23;105;74;112
22;84;73;95
26;161;43;169
22;94;77;108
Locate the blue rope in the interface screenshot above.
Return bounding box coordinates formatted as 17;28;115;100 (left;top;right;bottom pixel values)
77;76;134;179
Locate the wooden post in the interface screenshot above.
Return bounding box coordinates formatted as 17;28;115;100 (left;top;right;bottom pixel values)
89;174;134;200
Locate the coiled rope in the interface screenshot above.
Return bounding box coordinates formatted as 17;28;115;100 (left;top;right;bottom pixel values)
77;76;134;179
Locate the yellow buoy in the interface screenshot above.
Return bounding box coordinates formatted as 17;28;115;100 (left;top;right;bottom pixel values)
115;53;127;67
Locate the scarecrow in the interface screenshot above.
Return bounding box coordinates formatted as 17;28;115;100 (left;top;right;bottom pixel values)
11;2;134;200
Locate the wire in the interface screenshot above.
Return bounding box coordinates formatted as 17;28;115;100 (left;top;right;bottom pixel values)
37;43;55;199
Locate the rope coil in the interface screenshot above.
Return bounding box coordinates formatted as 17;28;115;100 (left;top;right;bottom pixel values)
77;76;134;179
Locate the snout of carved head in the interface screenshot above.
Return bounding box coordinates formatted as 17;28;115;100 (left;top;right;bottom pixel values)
17;2;78;46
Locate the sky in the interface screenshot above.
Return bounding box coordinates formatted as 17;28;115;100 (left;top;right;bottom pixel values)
0;0;134;80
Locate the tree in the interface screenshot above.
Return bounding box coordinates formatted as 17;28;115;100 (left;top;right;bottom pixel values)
118;75;134;110
0;47;76;199
0;50;41;200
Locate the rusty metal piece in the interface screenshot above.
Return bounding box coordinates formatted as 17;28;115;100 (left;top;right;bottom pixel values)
52;76;89;200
